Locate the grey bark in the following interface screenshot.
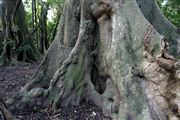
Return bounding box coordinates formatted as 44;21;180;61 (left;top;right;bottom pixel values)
39;2;49;54
0;0;15;65
138;0;180;56
6;0;180;120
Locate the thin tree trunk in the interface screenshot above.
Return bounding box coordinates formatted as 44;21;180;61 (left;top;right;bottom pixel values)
39;2;48;54
32;0;35;32
51;12;61;42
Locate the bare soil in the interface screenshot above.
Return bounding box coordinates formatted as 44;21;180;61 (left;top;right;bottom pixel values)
0;63;111;120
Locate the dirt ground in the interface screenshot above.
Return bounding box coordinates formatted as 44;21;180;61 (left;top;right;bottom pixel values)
0;63;112;120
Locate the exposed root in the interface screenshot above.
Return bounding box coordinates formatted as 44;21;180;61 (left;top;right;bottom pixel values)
5;0;117;117
49;52;78;87
45;19;96;108
0;99;16;120
6;1;97;111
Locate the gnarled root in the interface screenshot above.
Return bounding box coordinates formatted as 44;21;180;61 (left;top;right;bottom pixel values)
46;20;96;108
5;0;118;117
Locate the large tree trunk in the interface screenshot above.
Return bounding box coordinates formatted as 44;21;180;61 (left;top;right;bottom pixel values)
0;0;15;65
15;0;39;61
0;0;39;65
7;0;180;120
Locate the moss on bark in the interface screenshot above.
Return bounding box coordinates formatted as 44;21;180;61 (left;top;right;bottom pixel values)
6;0;180;120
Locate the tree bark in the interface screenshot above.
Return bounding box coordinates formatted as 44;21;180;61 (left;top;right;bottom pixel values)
0;0;15;65
15;0;39;61
7;0;180;120
0;0;40;65
138;0;180;56
39;2;49;54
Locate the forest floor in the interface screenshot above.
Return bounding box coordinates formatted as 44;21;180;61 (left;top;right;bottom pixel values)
0;62;111;120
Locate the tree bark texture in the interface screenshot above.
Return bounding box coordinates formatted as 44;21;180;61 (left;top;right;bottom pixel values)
39;2;49;54
7;0;180;120
0;0;39;65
